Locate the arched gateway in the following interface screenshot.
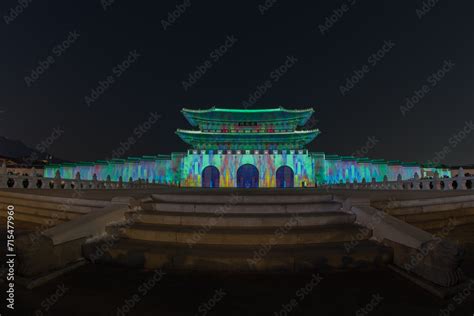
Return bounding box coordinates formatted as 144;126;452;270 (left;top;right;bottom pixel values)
202;166;220;188
237;164;259;188
276;166;294;188
45;107;453;188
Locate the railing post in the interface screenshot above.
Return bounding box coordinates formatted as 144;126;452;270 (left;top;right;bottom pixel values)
458;167;467;190
73;172;81;190
383;175;388;189
396;174;403;190
413;173;420;190
54;170;61;189
433;172;441;190
0;160;6;175
106;175;112;189
92;174;98;189
0;175;7;188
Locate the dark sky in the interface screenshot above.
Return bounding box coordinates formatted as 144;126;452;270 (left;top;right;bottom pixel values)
1;0;473;165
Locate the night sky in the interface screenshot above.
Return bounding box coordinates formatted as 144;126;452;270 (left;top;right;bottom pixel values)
1;0;473;165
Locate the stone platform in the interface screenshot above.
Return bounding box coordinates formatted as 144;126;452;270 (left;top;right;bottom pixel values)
83;192;391;272
1;188;473;295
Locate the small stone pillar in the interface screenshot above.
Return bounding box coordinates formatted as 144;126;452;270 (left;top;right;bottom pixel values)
383;175;388;189
106;175;112;189
0;160;6;175
413;173;420;190
433;172;441;190
458;167;467;190
0;160;7;188
92;174;98;189
54;170;61;189
397;174;403;190
73;172;81;190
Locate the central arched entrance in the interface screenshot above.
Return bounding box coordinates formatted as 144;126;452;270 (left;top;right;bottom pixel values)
276;166;294;188
237;164;259;188
202;166;220;188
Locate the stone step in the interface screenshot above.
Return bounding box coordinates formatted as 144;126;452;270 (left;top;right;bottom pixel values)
0;203;83;221
0;191;110;208
107;222;371;246
386;202;474;216
141;201;342;214
396;208;474;223
83;238;392;272
0;197;94;214
126;210;356;228
408;215;474;231
4;211;66;226
372;195;474;214
150;193;334;204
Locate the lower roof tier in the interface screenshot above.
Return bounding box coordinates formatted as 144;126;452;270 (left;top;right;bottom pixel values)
176;129;320;150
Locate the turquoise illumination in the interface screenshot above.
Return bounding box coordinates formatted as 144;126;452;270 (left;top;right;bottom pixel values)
44;108;452;187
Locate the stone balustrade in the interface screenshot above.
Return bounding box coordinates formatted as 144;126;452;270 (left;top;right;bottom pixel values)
320;168;473;191
1;168;471;192
0;170;166;190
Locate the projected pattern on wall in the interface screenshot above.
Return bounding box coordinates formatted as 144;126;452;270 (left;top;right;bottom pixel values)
44;107;451;187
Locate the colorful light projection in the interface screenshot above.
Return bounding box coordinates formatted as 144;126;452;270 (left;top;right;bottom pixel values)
43;107;452;187
44;155;183;185
180;150;315;188
44;152;451;187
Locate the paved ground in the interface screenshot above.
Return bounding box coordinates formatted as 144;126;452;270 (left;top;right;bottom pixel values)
0;219;472;315
7;265;474;316
1;189;474;315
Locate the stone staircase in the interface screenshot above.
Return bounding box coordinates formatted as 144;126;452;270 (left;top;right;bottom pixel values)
85;192;392;272
372;195;474;231
0;191;110;226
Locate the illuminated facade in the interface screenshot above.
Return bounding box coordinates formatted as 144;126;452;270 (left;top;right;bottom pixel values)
44;107;451;187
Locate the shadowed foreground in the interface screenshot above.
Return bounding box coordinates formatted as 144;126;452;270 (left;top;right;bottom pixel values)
9;264;474;316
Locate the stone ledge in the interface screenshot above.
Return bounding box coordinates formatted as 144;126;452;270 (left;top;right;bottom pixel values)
346;200;465;288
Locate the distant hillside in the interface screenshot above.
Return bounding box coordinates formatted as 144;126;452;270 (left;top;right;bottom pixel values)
0;136;41;158
0;136;66;164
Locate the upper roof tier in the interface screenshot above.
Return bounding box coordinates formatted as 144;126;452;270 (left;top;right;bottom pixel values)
181;107;315;131
176;129;320;150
